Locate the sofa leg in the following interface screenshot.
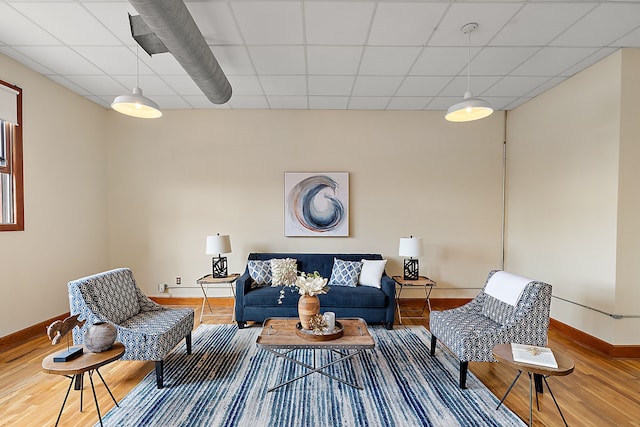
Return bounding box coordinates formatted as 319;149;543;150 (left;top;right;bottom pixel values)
237;321;245;329
185;332;192;355
460;361;468;389
384;322;393;330
430;334;437;356
155;361;164;389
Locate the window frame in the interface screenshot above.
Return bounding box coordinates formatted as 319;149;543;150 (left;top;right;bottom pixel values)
0;79;23;232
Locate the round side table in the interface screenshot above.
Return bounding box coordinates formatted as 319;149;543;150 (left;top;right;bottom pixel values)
42;342;125;427
492;343;575;426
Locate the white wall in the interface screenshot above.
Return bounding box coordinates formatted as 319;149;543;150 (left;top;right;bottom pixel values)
105;110;506;300
0;54;108;337
506;49;640;345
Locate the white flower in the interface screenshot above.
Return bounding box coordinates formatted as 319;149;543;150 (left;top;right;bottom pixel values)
295;272;329;296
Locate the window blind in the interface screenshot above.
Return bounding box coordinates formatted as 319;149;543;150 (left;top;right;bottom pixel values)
0;84;18;125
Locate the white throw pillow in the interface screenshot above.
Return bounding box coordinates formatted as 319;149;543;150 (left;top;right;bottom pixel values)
270;258;298;287
358;259;387;288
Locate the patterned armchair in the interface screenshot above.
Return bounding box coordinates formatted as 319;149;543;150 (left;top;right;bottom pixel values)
429;270;552;388
68;268;194;388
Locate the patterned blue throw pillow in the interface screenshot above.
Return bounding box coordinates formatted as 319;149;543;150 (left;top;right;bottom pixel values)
328;258;362;287
248;260;272;287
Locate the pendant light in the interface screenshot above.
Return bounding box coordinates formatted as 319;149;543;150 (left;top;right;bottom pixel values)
445;23;493;123
112;45;162;119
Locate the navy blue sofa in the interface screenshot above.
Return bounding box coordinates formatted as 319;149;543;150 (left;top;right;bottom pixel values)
235;253;395;329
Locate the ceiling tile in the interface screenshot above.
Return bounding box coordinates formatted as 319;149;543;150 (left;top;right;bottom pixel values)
560;48;617;77
484;97;518;111
471;47;540;75
260;75;307;96
410;47;476;76
73;46;153;75
10;2;120;45
12;46;103;75
148;95;191;109
267;96;308;109
511;47;599;77
305;1;375;45
439;76;503;97
308;76;355;96
491;3;597;46
352;76;403;97
551;3;640;47
396;76;454;97
47;75;92;96
523;77;566;99
213;46;255;76
232;1;303;45
188;2;244;45
348;97;390;110
429;3;522;46
367;2;448;46
111;75;177;96
308;96;349;110
613;26;640;47
162;75;203;96
426;97;462;111
82;2;138;45
358;46;422;76
483;76;551;97
387;97;430;111
140;52;186;76
0;46;55;75
67;75;128;96
307;46;363;75
248;46;306;75
0;3;61;45
226;75;264;96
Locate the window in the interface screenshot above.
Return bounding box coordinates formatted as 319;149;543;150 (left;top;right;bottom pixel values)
0;79;23;231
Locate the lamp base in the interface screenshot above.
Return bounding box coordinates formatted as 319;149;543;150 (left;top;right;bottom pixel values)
212;256;228;278
403;259;419;281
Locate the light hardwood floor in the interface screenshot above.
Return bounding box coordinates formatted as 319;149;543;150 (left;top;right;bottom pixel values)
1;300;639;427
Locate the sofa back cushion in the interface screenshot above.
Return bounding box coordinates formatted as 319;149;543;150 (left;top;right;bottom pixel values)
247;253;384;280
69;268;141;324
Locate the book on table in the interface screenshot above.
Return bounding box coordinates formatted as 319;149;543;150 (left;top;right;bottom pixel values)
511;343;558;368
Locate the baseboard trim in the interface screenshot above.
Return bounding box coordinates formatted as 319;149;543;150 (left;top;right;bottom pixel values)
2;298;638;358
0;312;69;354
549;318;640;358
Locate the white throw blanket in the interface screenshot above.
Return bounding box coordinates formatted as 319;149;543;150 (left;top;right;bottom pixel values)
484;271;532;306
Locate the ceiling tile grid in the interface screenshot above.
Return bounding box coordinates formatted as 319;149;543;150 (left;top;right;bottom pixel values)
0;0;638;111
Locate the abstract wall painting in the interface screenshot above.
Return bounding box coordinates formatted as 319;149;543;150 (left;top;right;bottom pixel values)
284;172;349;237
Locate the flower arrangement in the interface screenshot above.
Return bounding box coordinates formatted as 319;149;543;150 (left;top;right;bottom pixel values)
278;271;329;304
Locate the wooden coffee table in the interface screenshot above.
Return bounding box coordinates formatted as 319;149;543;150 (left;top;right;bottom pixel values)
493;343;575;427
256;318;375;392
42;342;125;427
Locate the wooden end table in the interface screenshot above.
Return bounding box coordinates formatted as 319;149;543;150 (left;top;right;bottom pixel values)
256;317;375;392
197;273;240;322
42;342;125;427
392;275;436;324
493;343;575;427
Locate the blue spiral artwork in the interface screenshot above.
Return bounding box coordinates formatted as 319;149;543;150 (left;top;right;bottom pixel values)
285;172;349;236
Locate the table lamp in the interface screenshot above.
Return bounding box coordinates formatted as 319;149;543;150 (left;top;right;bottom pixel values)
206;234;231;278
399;236;423;280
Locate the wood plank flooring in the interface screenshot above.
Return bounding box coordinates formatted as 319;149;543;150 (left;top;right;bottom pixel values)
1;301;638;427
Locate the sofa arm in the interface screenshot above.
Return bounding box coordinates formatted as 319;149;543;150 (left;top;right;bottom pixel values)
381;274;396;329
234;272;252;325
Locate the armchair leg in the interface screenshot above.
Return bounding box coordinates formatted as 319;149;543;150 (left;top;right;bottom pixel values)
430;334;437;356
186;332;192;355
237;321;245;329
460;361;468;389
155;361;164;389
384;322;393;330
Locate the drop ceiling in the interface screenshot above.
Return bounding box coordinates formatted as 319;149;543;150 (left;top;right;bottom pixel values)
1;0;639;111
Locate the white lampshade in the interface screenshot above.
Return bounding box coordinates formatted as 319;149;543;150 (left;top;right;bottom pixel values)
112;87;162;119
206;234;231;255
399;236;423;258
445;92;493;123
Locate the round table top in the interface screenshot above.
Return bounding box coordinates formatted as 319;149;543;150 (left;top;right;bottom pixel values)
492;343;575;377
42;342;125;376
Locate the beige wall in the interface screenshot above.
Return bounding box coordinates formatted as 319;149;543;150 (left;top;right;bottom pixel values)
105;110;506;300
506;49;640;345
0;54;108;337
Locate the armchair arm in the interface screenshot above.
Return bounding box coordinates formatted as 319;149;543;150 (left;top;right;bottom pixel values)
234;272;253;323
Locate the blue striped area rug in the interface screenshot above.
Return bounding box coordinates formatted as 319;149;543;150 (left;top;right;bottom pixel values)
98;324;525;426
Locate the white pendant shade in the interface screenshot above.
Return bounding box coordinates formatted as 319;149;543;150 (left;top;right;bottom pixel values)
445;91;493;123
112;87;162;119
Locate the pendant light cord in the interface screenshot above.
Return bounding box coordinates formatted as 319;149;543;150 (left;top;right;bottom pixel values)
466;29;471;95
136;44;140;88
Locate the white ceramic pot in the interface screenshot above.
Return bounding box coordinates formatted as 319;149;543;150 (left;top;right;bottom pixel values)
84;322;117;353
